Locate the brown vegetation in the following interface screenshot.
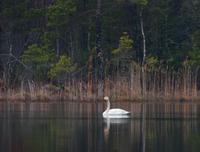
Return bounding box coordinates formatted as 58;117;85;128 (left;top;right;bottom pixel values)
0;63;199;102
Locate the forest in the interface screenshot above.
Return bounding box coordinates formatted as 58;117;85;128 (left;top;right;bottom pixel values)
0;0;200;101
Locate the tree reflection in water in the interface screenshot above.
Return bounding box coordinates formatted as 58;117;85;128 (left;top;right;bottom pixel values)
0;102;200;152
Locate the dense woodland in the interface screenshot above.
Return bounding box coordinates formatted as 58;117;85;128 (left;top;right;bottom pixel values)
0;0;200;101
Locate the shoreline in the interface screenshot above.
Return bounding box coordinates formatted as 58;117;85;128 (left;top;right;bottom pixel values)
0;97;198;103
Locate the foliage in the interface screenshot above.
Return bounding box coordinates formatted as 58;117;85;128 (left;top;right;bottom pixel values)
145;55;158;69
117;0;148;6
184;48;200;67
22;44;76;80
191;31;200;49
22;44;56;80
40;32;57;47
0;0;200;83
48;55;76;79
184;31;200;67
0;0;30;32
112;32;133;56
47;0;77;27
133;0;148;6
22;44;55;64
26;8;45;19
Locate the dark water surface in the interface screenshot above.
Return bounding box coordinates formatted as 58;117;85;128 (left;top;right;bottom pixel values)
0;102;200;152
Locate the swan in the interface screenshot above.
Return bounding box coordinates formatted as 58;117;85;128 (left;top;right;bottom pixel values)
103;96;130;118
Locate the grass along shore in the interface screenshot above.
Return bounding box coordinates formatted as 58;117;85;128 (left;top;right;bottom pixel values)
0;64;200;102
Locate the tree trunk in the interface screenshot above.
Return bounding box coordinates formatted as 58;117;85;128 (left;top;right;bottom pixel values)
140;8;146;97
87;23;93;98
96;0;103;70
140;9;146;65
56;28;60;57
87;51;94;99
95;0;104;98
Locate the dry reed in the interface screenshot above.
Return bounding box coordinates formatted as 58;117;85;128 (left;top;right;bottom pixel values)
0;63;199;102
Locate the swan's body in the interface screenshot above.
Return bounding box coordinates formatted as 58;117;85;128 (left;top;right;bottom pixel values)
103;96;130;118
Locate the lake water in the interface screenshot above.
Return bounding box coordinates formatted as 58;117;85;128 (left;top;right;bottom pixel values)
0;102;200;152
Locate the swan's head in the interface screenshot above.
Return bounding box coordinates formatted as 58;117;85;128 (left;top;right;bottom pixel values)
104;96;109;101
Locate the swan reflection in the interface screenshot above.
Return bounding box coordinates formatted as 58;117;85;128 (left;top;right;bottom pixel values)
103;117;130;142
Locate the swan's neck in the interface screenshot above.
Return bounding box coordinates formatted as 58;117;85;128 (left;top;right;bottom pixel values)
106;99;110;112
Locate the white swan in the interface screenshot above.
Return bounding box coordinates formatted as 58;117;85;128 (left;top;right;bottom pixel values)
103;96;130;118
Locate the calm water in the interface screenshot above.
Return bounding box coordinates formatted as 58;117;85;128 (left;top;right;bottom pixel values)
0;102;200;152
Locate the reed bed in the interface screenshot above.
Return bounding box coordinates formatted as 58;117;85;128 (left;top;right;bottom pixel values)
0;63;199;102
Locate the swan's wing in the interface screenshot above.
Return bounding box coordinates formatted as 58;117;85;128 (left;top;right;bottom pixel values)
108;108;130;115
